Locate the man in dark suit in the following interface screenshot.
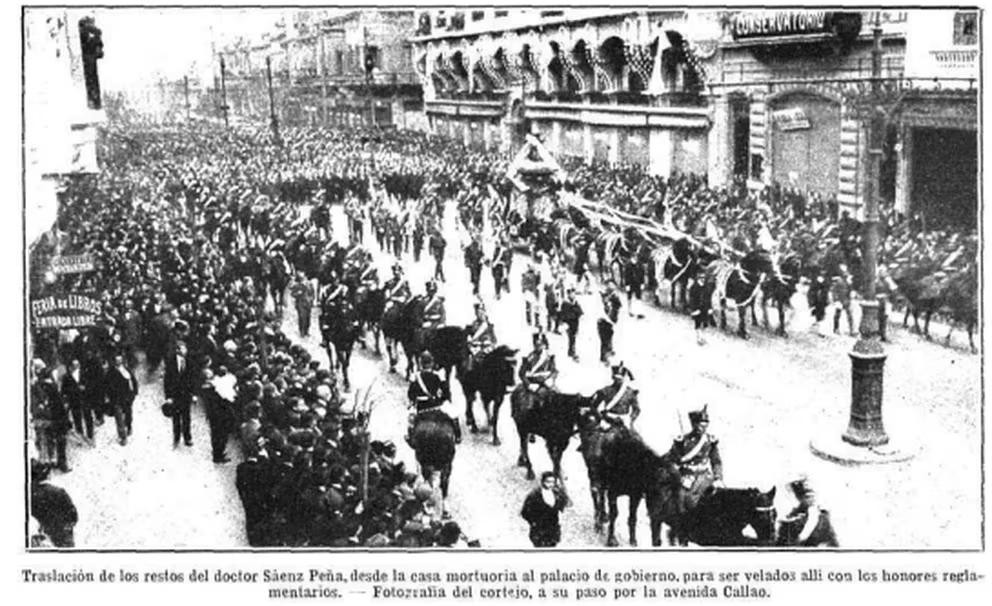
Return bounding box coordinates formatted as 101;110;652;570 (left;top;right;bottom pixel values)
164;341;195;447
105;353;139;445
236;445;276;546
61;358;93;442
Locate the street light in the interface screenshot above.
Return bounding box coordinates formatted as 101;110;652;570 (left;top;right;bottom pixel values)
811;15;913;465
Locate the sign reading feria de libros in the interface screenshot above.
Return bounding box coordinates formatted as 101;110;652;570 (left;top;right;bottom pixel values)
31;294;102;328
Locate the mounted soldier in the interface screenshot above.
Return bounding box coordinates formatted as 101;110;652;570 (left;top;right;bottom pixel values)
406;351;460;445
518;332;557;395
590;363;639;432
383;263;411;310
416;280;446;352
465;301;497;372
779;476;839;547
666;406;723;515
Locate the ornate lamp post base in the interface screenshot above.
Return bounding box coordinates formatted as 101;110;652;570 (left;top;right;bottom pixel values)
810;300;916;465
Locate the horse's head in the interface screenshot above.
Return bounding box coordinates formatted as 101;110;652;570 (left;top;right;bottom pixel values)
485;345;519;392
744;486;778;545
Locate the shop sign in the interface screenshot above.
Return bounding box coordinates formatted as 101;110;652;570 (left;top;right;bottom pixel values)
772;107;811;131
732;11;829;38
31;294;102;329
50;253;96;275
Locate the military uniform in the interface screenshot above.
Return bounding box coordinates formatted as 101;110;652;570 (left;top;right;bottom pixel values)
383;275;411;308
590;380;638;431
668;430;722;513
518;347;557;392
290;277;315;337
597;290;623;363
520;267;542;327
465;316;496;371
421;293;446;330
357;264;379;294
406;369;459;442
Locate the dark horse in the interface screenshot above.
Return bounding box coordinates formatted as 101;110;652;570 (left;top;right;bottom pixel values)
741;251;800;336
261;250;292;310
318;291;361;391
380;296;423;378
355;286;385;355
510;388;592;480
705;257;765;339
426;325;467;384
672;486;778;546
578;415;675;546
457;345;518;445
409;409;457;510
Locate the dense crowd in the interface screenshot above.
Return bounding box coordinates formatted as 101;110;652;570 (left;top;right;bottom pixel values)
28;113;975;547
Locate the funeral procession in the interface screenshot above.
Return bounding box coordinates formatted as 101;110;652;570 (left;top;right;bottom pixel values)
23;7;980;550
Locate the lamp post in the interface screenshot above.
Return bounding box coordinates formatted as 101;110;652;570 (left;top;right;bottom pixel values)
811;14;912;464
183;75;191;122
219;55;230;128
363;26;375;127
266;56;281;144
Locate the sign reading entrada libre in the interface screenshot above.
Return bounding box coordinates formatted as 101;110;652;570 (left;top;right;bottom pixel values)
31;294;102;328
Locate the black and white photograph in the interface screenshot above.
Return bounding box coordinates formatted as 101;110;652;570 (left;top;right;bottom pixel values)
21;4;982;556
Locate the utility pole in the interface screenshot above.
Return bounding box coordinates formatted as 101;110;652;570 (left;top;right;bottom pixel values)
364;26;375;127
266;56;281;144
183;75;191;122
319;32;327;125
219;55;229;128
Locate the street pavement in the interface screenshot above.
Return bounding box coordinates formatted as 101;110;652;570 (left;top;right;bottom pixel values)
43;200;981;549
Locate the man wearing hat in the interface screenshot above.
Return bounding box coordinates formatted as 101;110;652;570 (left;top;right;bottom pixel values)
558;288;583;360
780;476;838;547
290;270;315;338
590;363;639;432
416;280;446;353
164;340;196;447
406;351;460;444
597;280;623;364
520;262;542;327
463;238;484;296
383;263;411;310
465;301;497;372
518;332;557;394
667;406;723;515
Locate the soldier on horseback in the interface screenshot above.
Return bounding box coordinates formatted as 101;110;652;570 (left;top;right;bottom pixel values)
779;476;838;547
355;251;379;294
518;332;557;394
590;363;639;432
465;301;497;372
421;280;445;330
406;351;461;445
667;406;723;515
383;263;411;309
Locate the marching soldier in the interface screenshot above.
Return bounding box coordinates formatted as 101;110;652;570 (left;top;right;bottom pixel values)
520;262;542;328
667;406;723;515
406;351;460;444
590;363;639;432
466;302;497;372
290;270;315;337
429;224;447;282
597;280;623;364
464;239;484;296
518;332;557;394
383;263;412;309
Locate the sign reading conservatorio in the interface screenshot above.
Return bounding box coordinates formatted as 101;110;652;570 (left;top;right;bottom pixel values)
731;11;863;42
31;294;101;328
732;11;830;38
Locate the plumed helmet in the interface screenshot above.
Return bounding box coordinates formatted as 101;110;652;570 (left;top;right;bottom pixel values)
611;362;634;381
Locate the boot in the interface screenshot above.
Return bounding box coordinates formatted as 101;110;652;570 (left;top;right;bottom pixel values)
452;420;462;444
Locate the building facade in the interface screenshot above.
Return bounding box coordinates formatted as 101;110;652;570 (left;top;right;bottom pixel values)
410;9;722;177
217;9;422;130
24;9;105;247
708;8;978;226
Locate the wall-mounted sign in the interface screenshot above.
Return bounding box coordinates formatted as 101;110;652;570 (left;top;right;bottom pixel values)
50;253;96;274
772;107;811;131
31;294;102;329
731;11;862;42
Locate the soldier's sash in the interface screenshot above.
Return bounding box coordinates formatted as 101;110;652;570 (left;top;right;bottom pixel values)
604;383;630;412
679;434;710;464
